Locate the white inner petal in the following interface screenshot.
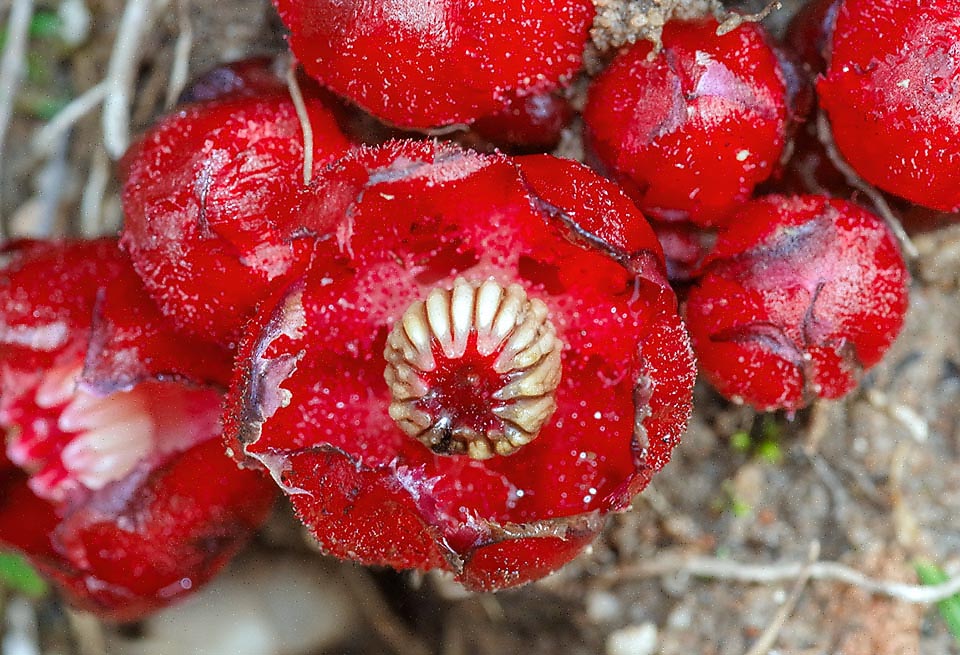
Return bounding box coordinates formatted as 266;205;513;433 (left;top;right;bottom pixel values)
384;277;563;460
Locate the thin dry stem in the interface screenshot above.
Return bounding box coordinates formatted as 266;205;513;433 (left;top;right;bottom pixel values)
606;550;960;604
743;541;820;655
3;598;40;655
103;0;154;159
35;131;69;237
285;64;314;186
65;609;106;655
80;146;110;237
32;81;108;156
816;113;919;260
865;388;929;443
164;0;193;109
340;566;432;655
716;1;781;36
0;0;36;237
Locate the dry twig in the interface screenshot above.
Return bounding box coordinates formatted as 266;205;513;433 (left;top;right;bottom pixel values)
717;1;781;36
32;81;108;156
65;609;106;655
103;0;154;159
606;550;960;604
164;0;193;109
286;63;314;186
816;113;919;260
0;0;36;236
743;542;820;655
79;146;110;237
340;566;432;655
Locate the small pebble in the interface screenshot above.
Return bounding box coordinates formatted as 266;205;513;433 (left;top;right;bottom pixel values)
606;622;657;655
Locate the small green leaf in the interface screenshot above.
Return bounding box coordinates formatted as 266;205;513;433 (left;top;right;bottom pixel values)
0;552;47;598
756;439;783;465
760;415;781;441
730;431;751;452
29;11;63;40
729;497;753;518
914;559;960;644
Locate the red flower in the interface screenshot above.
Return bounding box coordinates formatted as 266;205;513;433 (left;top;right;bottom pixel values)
817;0;960;212
272;0;594;128
120;82;352;346
584;18;789;226
684;195;909;411
0;240;276;621
224;141;695;590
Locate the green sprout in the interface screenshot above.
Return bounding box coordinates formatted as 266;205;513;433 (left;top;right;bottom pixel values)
0;552;47;598
727;415;784;465
914;559;960;644
730;430;751;452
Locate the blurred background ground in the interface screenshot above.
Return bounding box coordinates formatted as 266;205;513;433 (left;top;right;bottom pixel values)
1;0;959;653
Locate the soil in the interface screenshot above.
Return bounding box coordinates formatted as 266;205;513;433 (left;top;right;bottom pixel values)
1;1;959;654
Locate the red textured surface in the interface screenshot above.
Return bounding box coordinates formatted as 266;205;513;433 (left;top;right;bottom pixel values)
0;239;125;370
817;0;960;212
224;141;695;589
684;195;909;411
786;0;841;77
0;240;275;621
176;56;288;105
584;18;788;226
45;439;275;622
272;0;594;128
121;92;352;346
471;91;574;151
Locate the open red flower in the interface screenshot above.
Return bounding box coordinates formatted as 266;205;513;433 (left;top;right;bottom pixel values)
272;0;594;129
223;141;695;590
0;239;276;621
120;78;352;346
684;195;909;411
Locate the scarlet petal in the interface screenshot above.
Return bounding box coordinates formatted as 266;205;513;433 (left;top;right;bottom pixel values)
0;240;276;620
281;449;455;571
44;440;276;622
120;93;351;345
459;525;600;591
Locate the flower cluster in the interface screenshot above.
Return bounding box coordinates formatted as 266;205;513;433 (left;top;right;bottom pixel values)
3;0;935;618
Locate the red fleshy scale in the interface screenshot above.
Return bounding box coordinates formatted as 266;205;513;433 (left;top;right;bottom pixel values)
471;91;575;152
175;56;289;105
816;0;960;212
684;195;909;412
120;90;352;346
785;0;841;78
223;141;695;590
583;18;789;227
648;219;716;285
0;240;275;621
272;0;594;129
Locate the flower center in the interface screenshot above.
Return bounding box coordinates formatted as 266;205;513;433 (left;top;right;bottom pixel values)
3;362;221;502
384;277;562;459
